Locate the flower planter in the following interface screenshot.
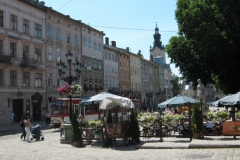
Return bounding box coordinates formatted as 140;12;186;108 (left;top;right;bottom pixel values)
193;133;201;139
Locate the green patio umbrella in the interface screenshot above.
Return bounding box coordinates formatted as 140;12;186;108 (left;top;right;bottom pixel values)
158;95;200;109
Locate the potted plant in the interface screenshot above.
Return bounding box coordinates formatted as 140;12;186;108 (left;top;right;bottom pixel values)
71;113;81;147
216;111;228;121
175;114;185;123
162;113;174;123
129;110;140;144
191;103;202;139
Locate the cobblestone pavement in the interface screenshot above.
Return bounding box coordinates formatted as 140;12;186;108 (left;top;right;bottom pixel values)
1;129;240;160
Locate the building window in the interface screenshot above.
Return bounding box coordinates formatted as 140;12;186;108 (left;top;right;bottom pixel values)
35;73;42;87
23;19;29;34
112;54;114;61
0;11;3;27
74;35;79;46
115;55;118;62
98;43;101;51
0;69;3;86
57;48;61;62
88;38;91;48
11;15;17;30
93;60;97;69
0;40;3;54
10;70;17;86
105;52;107;59
47;47;52;61
35;48;41;62
10;42;16;58
35;23;42;38
46;25;53;38
108;53;111;60
82;36;86;46
67;33;71;43
94;41;97;50
23;45;29;59
48;73;53;86
22;72;29;87
98;61;102;70
56;28;61;40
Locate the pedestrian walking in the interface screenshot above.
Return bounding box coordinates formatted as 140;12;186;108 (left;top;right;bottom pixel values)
24;116;32;142
60;116;64;137
20;115;26;140
45;111;51;126
9;111;15;125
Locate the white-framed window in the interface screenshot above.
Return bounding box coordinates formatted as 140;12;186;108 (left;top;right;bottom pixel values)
10;70;17;86
57;48;61;62
47;47;52;61
0;10;3;27
23;45;29;59
115;55;118;62
74;35;79;46
98;43;101;51
88;38;91;48
98;61;102;70
35;23;42;38
56;28;61;40
108;53;111;60
82;36;86;46
10;42;16;58
10;15;17;30
48;73;53;86
47;25;53;38
23;19;29;34
22;72;29;87
35;48;41;62
67;33;71;43
35;73;42;87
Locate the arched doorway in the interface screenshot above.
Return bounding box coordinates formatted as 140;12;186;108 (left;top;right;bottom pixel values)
31;92;43;120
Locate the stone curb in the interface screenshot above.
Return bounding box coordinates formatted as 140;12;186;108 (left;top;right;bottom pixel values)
135;144;240;149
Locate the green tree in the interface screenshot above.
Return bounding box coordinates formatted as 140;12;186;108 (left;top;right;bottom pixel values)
172;74;181;96
165;0;240;94
129;110;140;143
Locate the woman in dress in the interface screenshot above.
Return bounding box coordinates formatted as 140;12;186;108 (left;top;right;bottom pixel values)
20;115;26;140
24;116;32;142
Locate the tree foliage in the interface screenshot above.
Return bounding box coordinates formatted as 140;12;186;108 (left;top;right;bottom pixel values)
172;74;182;96
166;0;240;94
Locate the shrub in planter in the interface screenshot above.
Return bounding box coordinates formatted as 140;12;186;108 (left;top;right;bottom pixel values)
175;114;185;123
216;111;228;120
191;103;202;134
129;110;140;144
72;113;80;146
163;113;174;123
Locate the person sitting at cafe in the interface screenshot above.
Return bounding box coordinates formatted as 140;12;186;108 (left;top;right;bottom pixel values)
205;121;215;132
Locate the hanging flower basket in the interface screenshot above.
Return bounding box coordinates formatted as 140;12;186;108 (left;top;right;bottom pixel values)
57;84;82;97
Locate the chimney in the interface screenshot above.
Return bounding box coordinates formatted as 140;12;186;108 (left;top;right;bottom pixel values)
126;47;129;52
105;37;109;45
111;41;116;47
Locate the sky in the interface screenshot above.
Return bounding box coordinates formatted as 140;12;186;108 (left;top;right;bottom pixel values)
43;0;181;76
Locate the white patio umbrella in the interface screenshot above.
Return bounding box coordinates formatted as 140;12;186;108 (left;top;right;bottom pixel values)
99;96;135;110
80;92;118;105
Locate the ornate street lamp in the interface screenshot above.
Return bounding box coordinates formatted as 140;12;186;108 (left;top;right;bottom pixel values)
56;51;81;121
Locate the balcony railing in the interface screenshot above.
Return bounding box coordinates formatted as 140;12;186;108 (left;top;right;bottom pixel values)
0;54;12;64
20;58;37;68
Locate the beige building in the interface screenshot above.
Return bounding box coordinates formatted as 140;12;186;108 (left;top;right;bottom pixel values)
103;38;119;93
129;50;141;99
45;7;82;109
0;0;46;124
81;23;105;97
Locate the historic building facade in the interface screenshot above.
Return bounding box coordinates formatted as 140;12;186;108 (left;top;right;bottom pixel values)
0;0;46;124
129;50;141;99
45;7;82;109
141;58;154;110
103;38;119;93
81;23;105;97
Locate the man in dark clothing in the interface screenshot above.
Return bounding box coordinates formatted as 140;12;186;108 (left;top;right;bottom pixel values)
20;115;26;140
